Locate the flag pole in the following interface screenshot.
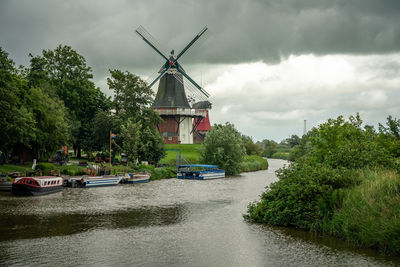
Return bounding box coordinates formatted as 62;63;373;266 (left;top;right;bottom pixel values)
109;131;112;169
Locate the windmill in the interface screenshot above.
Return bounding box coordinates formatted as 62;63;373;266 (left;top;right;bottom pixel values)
135;26;211;144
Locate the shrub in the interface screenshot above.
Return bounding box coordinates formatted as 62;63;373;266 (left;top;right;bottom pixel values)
201;122;246;175
247;159;358;229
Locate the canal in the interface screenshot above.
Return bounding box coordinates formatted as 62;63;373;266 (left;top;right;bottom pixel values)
0;159;398;266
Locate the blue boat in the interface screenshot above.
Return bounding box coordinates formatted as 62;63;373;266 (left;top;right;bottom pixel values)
177;164;225;180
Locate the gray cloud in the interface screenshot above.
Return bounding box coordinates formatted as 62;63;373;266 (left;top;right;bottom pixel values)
1;0;400;73
1;0;399;140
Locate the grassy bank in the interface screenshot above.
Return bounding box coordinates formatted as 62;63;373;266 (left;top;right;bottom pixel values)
324;169;400;254
240;155;269;172
159;144;202;165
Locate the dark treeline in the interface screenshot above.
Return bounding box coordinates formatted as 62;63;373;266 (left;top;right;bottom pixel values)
0;45;164;164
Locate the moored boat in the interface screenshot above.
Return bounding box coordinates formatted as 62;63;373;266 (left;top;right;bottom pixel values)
177;164;225;180
12;176;63;196
120;172;151;184
0;175;12;192
64;175;121;188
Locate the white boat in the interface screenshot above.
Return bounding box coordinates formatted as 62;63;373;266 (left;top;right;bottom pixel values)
12;176;63;196
64;175;121;188
120;172;151;184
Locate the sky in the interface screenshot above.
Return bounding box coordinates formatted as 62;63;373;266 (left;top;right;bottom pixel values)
1;0;400;141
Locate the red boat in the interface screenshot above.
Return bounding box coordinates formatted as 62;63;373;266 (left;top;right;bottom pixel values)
12;176;63;196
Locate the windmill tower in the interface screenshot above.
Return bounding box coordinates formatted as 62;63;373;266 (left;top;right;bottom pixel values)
135;26;210;144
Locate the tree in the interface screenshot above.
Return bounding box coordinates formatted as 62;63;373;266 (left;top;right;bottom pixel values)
242;135;261;155
378;115;400;157
121;119;141;163
201;122;246;175
26;87;71;159
137;125;165;163
32;45;110;157
260;139;278;157
107;69;164;163
107;69;155;122
0;47;36;161
282;134;301;148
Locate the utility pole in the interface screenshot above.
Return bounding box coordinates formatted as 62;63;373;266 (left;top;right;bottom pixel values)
303;120;307;135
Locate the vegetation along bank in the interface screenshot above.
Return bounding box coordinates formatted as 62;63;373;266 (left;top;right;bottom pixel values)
247;114;400;255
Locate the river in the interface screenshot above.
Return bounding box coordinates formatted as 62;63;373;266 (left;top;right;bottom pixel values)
0;159;399;266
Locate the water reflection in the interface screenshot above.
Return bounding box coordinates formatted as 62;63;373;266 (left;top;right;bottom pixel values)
0;205;185;241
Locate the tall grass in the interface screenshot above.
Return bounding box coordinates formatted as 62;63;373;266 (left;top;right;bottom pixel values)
324;169;400;254
240;155;269;172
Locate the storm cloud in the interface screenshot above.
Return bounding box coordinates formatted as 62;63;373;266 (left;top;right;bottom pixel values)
1;0;399;140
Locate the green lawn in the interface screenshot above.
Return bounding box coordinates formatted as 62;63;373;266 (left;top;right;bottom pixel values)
160;144;203;165
0;163;33;174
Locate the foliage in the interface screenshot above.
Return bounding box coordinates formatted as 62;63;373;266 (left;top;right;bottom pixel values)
242;135;261;156
134;164;176;180
325;169;400;254
107;69;164;163
32;45;110;157
121;119;141;163
258;139;278;157
137;125;165;163
378;115;400;157
271;152;290;160
0;48;36;160
247;114;400;253
247;159;358;229
281;134;301;148
201;122;246;175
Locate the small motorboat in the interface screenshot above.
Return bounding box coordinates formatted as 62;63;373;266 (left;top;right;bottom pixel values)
120;172;151;184
177;164;225;180
12;176;63;196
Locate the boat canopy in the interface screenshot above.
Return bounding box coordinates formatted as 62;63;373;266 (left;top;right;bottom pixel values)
178;164;219;169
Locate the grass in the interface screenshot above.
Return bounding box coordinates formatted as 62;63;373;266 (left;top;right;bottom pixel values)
159;144;203;165
240;155;269;172
324;168;400;254
0;163;33;174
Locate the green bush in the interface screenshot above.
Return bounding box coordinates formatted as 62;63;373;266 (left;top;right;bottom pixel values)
247;114;400;253
35;163;57;175
247;159;358;229
201;122;246;175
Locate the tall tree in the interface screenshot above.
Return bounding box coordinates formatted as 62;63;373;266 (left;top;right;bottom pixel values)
0;47;36;161
32;45;110;157
107;69;164;163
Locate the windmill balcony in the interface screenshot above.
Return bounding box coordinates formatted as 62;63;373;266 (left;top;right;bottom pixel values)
153;108;207;118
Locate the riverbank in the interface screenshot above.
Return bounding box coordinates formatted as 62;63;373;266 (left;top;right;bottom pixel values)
247;115;400;255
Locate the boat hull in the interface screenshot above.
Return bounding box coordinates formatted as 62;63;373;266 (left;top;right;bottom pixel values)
12;183;63;196
84;176;121;187
177;170;225;180
0;182;12;192
124;177;150;184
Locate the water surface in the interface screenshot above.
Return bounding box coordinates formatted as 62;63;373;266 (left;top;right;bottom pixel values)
0;159;398;266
